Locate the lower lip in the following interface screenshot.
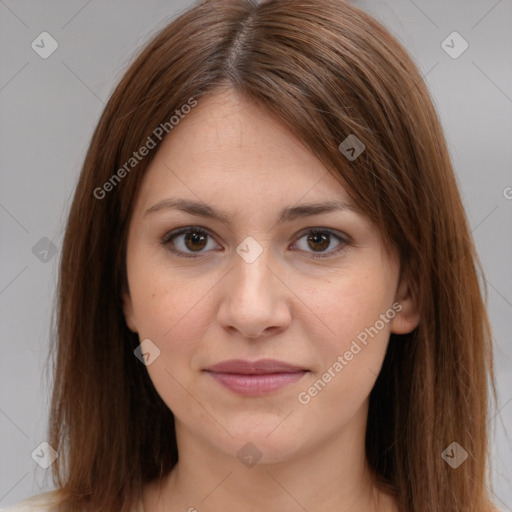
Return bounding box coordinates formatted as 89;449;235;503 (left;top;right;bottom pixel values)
206;371;307;396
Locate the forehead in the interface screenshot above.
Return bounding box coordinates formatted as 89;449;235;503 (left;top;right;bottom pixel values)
134;89;353;215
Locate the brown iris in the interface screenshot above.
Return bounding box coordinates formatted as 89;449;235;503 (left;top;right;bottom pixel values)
184;231;208;252
306;231;330;252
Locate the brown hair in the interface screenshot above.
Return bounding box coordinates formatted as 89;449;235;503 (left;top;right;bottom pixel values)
47;0;498;510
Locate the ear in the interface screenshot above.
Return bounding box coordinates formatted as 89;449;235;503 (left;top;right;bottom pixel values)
122;288;138;333
390;268;420;335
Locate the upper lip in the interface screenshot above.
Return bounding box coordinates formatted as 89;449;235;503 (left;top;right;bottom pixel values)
205;359;307;374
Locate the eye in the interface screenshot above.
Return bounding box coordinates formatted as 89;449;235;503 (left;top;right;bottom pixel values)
161;226;221;258
292;228;348;259
161;227;349;259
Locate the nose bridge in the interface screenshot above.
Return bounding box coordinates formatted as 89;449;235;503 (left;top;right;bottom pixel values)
232;236;274;298
217;236;290;338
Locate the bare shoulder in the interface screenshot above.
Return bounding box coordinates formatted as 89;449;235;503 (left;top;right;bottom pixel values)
0;491;61;512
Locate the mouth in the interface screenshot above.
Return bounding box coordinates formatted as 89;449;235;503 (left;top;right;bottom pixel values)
203;359;309;397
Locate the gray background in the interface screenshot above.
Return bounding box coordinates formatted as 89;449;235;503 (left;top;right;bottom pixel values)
0;0;511;509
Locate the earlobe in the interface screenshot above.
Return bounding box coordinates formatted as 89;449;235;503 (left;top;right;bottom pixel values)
390;271;420;335
122;291;138;333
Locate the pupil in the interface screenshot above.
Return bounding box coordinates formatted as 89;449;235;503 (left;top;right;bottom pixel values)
185;232;206;251
308;232;329;251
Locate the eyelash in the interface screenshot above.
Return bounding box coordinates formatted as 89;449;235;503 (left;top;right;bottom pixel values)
161;226;350;260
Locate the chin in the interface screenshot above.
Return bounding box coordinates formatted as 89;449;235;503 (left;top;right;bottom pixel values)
219;425;304;462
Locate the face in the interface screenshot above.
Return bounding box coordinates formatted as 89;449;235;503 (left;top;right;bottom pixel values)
123;89;419;464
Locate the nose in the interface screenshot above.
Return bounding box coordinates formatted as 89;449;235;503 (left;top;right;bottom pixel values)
216;245;292;339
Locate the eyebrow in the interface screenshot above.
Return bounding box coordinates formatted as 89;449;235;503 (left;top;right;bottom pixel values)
144;198;360;226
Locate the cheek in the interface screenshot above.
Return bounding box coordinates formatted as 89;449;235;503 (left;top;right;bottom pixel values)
130;275;213;413
129;252;202;331
299;268;395;402
307;264;396;346
133;289;202;348
129;263;221;367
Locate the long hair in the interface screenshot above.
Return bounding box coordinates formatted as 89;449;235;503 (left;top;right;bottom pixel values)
47;0;498;510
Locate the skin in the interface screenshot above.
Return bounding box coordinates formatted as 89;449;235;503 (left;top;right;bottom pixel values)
122;89;420;512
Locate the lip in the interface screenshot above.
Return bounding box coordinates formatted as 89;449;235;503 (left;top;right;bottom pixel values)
205;358;307;374
204;359;308;397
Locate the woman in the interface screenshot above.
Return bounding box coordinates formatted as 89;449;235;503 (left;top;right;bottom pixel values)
2;0;499;510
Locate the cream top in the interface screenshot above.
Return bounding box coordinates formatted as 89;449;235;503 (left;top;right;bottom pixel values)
0;491;144;512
